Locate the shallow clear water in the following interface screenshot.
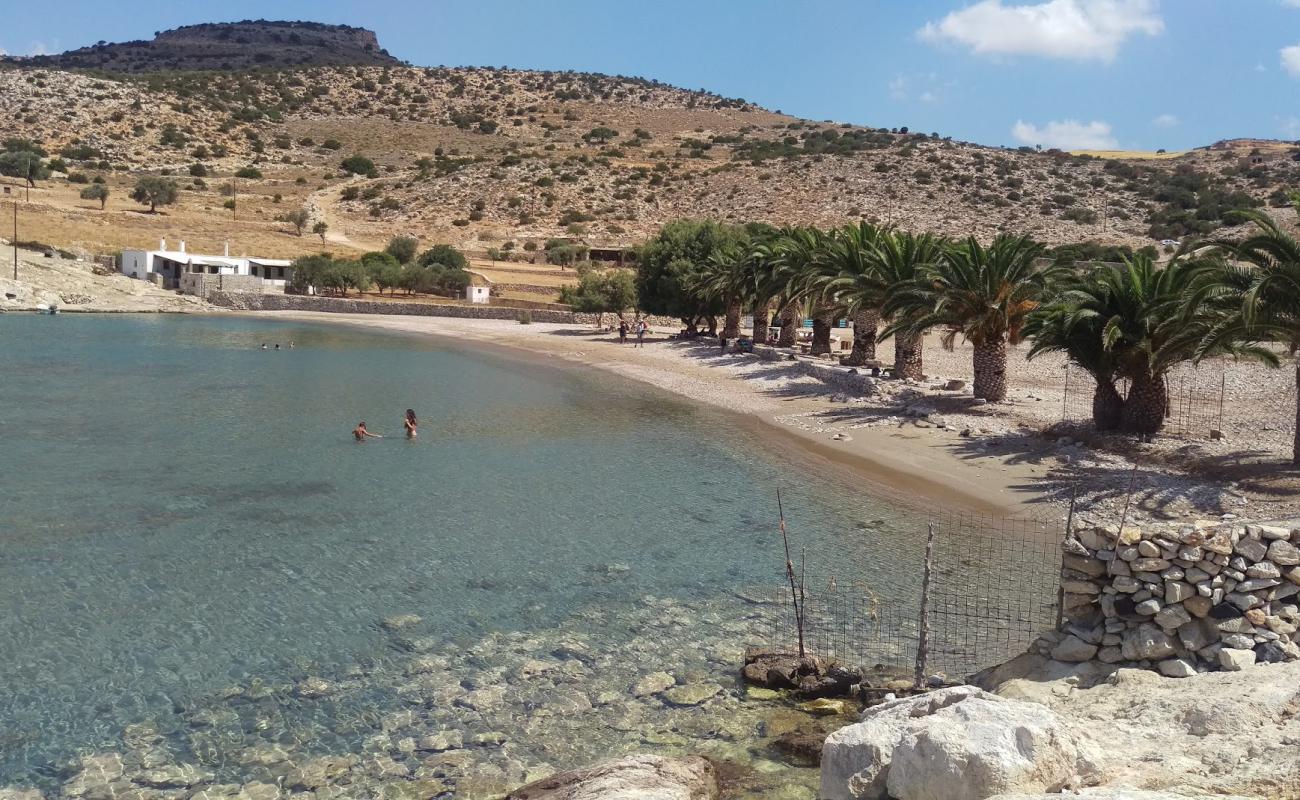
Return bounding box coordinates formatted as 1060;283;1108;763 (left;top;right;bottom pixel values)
0;315;917;791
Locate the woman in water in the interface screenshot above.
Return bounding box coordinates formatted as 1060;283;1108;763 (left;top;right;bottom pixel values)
353;421;383;441
403;409;418;438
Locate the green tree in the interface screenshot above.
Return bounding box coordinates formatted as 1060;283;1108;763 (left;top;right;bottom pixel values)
361;252;403;295
1188;211;1300;459
386;235;419;264
130;176;179;213
79;183;110;210
313;221;329;242
869;230;949;379
560;267;637;327
285;207;310;236
815;221;887;365
887;235;1050;401
636;219;747;333
416;244;468;270
0;151;50;186
340;154;376;176
235;166;262;179
583;127;619;144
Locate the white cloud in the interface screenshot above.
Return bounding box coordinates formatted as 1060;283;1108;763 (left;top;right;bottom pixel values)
1152;113;1179;128
919;0;1163;61
1012;119;1118;150
1284;0;1300;7
888;76;908;100
26;41;49;56
1282;43;1300;77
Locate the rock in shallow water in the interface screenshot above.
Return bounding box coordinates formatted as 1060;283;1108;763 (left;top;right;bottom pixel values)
662;683;722;707
506;754;718;800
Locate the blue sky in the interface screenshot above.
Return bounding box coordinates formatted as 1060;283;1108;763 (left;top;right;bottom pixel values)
3;1;1299;151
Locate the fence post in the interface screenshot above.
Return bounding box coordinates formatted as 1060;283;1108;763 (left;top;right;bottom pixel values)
1217;372;1226;436
915;522;936;689
1062;363;1070;423
1055;485;1078;631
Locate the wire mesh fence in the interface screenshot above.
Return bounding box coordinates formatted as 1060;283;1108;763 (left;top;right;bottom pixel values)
1059;358;1296;456
755;508;1063;681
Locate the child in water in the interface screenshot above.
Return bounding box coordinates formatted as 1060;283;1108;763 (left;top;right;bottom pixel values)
353;421;383;441
403;409;418;438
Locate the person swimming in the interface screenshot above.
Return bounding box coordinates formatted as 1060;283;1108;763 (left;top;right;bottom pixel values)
353;421;383;441
403;409;418;438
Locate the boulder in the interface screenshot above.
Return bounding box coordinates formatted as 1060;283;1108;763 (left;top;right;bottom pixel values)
1120;623;1177;661
820;687;1099;800
1050;635;1098;663
506;755;717;800
1217;648;1256;672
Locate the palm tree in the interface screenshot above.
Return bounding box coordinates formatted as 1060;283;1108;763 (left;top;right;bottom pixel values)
888;235;1048;401
1024;272;1128;431
875;230;948;381
698;245;750;339
1187;210;1300;460
816;221;886;366
776;227;834;355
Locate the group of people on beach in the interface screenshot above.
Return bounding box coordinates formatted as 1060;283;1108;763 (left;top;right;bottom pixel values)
617;318;650;347
353;409;419;441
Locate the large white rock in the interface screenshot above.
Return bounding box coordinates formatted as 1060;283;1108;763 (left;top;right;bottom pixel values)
506;755;716;800
820;687;1100;800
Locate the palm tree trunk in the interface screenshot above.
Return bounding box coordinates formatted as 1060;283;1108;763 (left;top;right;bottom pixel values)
810;302;834;356
894;331;923;381
777;300;799;348
706;315;718;336
722;300;742;339
752;297;772;345
972;338;1009;401
1120;370;1167;435
1091;378;1124;432
842;308;880;366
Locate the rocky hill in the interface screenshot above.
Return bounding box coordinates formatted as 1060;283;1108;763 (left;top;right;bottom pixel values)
0;23;1296;260
1;21;400;72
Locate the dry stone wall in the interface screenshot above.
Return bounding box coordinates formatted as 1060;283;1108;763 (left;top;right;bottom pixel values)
208;292;676;328
1041;519;1300;676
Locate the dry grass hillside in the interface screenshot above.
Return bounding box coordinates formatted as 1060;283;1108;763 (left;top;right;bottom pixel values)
0;57;1297;266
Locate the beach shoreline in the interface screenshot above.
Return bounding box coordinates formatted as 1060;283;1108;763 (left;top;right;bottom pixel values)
237;309;1048;517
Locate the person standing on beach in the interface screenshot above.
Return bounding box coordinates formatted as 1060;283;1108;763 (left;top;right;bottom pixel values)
403;409;419;438
618;319;629;345
636;319;648;347
353;422;383;441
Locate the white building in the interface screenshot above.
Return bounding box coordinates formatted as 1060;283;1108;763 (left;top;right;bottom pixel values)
119;239;293;291
466;285;491;304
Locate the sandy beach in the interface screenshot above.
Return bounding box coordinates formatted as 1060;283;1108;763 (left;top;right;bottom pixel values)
248;310;1053;517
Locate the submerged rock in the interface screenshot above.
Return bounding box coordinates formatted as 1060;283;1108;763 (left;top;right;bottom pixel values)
631;671;676;698
506;754;718;800
662;683;722;707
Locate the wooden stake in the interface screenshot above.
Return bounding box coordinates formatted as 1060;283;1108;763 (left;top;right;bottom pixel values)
777;488;805;659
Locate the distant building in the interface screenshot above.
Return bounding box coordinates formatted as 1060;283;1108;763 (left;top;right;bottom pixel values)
119;239;293;292
466;285;490;304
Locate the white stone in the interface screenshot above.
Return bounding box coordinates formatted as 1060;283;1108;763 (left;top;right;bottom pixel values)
1156;658;1197;678
821;687;1099;800
1267;540;1300;566
1218;648;1257;672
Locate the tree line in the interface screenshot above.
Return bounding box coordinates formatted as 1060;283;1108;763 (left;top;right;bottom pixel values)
288;238;474;298
631;207;1300;462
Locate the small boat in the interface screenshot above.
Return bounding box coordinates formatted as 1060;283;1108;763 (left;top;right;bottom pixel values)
34;303;58;315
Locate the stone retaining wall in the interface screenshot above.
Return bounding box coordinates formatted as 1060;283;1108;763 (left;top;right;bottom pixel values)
752;345;880;395
1041;519;1300;675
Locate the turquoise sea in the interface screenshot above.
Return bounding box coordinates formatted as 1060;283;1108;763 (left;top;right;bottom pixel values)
0;314;918;795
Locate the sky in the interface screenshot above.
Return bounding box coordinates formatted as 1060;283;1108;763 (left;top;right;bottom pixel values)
2;0;1299;152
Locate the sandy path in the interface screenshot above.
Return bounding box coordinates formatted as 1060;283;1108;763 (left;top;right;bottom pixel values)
248;310;1051;517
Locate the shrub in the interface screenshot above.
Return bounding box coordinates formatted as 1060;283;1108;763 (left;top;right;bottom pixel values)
235;166;261;179
322;138;343;150
189;163;207;177
340;154;375;176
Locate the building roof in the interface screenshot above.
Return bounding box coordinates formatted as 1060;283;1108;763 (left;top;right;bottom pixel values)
247;258;292;267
